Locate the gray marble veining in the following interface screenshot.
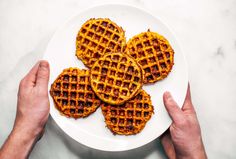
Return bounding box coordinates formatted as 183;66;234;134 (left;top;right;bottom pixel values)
1;0;236;158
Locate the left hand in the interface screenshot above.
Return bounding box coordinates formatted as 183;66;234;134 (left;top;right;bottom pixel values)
13;61;50;138
0;61;50;159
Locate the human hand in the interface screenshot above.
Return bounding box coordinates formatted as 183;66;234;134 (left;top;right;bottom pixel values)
13;61;50;139
160;84;207;159
0;61;50;159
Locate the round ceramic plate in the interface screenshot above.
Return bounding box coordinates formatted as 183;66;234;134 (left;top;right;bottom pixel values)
44;4;188;151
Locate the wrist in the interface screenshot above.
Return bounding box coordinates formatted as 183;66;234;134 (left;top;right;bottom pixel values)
176;140;207;159
10;122;43;143
11;127;39;144
0;126;40;159
177;151;207;159
13;118;44;141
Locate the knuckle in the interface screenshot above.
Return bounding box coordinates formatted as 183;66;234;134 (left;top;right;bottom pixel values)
20;78;26;86
38;73;47;80
38;69;49;78
17;92;25;101
178;118;188;127
19;79;26;93
169;125;175;132
166;98;175;106
37;87;49;97
18;79;30;97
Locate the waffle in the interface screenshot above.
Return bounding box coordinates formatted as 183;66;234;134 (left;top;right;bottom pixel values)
90;52;143;105
125;30;174;84
76;18;126;68
50;68;101;118
101;90;154;135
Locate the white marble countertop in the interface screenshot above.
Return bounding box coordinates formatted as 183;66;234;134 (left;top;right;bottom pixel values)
0;0;236;158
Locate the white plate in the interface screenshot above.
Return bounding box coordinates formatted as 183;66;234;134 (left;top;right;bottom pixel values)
44;4;188;151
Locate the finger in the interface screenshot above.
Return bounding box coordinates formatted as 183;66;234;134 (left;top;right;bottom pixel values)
182;83;195;112
160;130;176;159
163;91;184;123
21;62;40;87
36;61;50;90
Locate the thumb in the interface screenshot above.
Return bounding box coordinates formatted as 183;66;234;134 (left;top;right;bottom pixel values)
163;92;184;124
36;61;50;90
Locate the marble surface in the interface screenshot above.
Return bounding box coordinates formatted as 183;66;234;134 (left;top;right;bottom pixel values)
0;0;236;158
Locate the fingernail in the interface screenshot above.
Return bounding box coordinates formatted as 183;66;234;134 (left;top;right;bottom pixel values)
164;91;172;99
39;61;49;69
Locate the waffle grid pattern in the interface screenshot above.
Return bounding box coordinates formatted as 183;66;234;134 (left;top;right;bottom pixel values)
90;53;143;105
101;90;154;135
50;68;101;118
76;18;126;67
126;31;174;83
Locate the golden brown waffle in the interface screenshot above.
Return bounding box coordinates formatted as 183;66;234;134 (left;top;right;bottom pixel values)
90;52;143;105
101;90;154;135
76;18;126;68
50;68;101;118
125;30;174;84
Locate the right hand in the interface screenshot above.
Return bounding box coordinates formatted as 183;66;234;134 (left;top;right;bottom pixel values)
160;84;207;159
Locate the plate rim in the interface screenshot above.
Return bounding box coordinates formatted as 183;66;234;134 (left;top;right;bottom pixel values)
44;3;188;152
